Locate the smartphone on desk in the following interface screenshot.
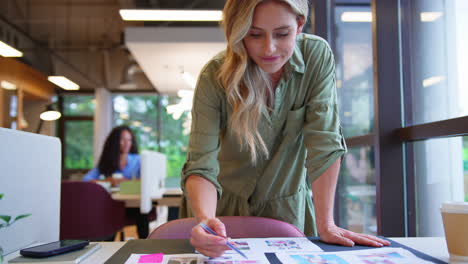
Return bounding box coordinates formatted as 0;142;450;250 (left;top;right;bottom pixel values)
20;240;89;258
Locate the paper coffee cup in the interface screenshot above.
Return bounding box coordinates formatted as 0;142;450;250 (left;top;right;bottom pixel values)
112;172;123;179
440;201;468;262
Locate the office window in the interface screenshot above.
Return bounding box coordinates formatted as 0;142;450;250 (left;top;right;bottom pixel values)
400;0;468;236
402;0;468;126
465;137;468;202
334;3;375;234
338;146;376;235
61;95;95;171
335;5;374;138
412;136;467;236
113;94;189;187
63;95;95;116
64;120;94;169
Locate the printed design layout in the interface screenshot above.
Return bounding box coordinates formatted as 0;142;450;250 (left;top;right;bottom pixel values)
203;255;263;264
265;239;302;251
231;241;251;251
289;254;348;264
167;256;199;264
356;251;404;264
278;249;422;264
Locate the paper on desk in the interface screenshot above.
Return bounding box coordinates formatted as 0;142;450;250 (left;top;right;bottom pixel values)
126;253;270;264
125;253;164;264
139;253;164;263
224;237;323;255
165;253;269;264
275;247;436;264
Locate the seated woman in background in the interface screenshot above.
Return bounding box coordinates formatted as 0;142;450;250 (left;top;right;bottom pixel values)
83;125;140;186
84;125;154;239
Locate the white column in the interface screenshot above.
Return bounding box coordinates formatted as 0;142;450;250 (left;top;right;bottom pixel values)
93;87;113;165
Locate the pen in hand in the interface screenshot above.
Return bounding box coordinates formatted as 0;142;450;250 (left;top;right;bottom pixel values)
198;223;248;259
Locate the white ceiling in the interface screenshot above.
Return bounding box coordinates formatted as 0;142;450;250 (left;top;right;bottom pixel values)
125;27;226;95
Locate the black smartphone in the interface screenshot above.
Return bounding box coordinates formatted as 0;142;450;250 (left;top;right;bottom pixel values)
20;240;89;258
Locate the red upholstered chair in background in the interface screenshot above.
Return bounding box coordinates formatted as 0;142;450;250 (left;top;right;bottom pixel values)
147;216;305;239
60;181;126;241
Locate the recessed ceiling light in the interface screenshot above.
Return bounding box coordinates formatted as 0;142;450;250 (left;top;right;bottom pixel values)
1;80;17;90
0;41;23;57
420;12;443;22
48;76;80;90
341;12;372;22
119;9;222;21
423;76;445;87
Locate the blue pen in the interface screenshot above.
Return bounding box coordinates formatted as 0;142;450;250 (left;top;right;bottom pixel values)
199;223;248;259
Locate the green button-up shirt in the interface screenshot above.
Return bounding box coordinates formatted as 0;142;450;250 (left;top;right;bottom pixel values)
180;33;347;236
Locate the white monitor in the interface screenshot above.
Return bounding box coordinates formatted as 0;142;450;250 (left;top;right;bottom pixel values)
0;128;61;255
140;150;167;214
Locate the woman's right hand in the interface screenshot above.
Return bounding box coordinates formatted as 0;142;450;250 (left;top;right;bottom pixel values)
190;218;230;258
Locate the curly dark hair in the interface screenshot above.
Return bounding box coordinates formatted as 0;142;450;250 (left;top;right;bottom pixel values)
97;125;139;177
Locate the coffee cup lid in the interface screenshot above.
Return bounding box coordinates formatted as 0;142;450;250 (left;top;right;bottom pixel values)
440;201;468;214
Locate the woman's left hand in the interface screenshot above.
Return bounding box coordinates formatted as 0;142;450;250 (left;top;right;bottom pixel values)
318;223;391;247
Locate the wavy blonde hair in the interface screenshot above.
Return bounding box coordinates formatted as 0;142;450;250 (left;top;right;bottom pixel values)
218;0;309;163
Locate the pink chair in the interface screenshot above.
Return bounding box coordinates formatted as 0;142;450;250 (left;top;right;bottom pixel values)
147;216;305;239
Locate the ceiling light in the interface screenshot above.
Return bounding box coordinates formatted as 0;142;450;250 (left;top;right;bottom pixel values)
40;105;61;121
420;12;443;22
423;76;445;87
0;41;23;57
1;80;17;90
48;76;80;90
119;9;222;22
341;12;372;22
177;89;194;98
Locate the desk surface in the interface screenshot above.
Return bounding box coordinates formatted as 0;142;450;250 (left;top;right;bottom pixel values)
5;237;449;263
112;188;183;207
76;237;449;264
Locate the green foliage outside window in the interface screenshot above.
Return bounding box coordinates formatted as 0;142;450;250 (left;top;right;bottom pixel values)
65;121;94;169
63;95;95;170
63;95;95;116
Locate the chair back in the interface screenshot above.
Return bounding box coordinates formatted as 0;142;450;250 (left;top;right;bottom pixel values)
60;181;126;240
148;216;305;239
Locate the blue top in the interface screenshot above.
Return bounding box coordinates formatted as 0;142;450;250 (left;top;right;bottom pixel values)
83;153;141;181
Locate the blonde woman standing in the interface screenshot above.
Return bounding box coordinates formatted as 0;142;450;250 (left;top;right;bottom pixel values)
181;0;390;257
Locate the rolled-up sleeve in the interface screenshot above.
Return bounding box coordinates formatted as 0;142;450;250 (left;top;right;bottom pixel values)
181;60;224;197
303;41;347;183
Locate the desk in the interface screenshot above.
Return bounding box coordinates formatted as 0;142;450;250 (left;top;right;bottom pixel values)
74;237;449;264
112;188;183;222
112;188;183;208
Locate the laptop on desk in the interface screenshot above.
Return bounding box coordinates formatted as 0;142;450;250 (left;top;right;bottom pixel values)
0;128;61;256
